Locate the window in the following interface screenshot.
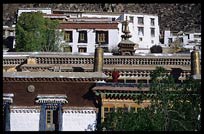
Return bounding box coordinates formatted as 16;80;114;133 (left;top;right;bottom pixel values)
96;31;108;44
151;40;154;44
78;47;87;53
194;34;201;38
150;18;155;26
64;31;72;42
63;46;72;52
138;17;144;25
129;16;134;23
138;27;144;36
168;38;173;44
151;28;155;37
179;38;183;43
78;31;87;43
186;34;190;39
139;37;143;41
46;109;59;131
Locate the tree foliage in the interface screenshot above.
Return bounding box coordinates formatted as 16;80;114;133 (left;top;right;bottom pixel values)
98;66;201;131
15;12;60;52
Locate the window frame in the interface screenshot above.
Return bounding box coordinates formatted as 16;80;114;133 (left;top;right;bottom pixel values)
95;31;109;45
64;31;73;43
78;31;88;43
138;27;144;36
138;17;144;25
151;28;155;37
129;16;134;23
150;18;155;26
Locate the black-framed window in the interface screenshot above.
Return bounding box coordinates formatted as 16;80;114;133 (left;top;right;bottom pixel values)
78;31;87;43
179;37;183;43
64;31;72;42
129;16;134;23
168;38;173;44
78;47;87;53
138;17;144;25
150;18;155;26
151;28;155;37
95;31;108;44
138;27;144;36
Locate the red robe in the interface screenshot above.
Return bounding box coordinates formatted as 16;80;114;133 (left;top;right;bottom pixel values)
112;71;120;82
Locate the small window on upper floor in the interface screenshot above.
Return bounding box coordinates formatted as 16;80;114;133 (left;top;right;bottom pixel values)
151;28;155;37
151;40;154;44
150;18;155;26
64;31;73;42
139;37;143;41
138;27;144;36
168;38;173;44
78;31;87;43
138;17;144;25
96;31;108;45
179;37;183;43
129;16;134;23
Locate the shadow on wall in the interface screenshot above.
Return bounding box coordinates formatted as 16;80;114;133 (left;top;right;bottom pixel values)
72;67;84;72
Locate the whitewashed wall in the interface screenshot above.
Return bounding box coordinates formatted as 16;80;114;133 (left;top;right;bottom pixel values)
62;109;97;131
10;109;40;131
121;14;160;50
59;29;119;54
164;30;201;47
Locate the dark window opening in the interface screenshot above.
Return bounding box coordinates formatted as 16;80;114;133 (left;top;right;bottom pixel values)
138;17;144;25
151;28;155;37
96;31;108;44
78;31;87;43
150;18;155;26
168;38;173;44
46;109;59;131
129;16;134;23
64;31;72;42
78;47;87;53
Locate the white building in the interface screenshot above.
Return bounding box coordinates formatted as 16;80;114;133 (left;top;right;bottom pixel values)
13;8;161;54
57;20;119;54
54;12;160;54
164;30;201;52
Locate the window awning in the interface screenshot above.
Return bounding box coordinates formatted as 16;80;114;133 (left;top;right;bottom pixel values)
36;94;68;104
3;93;14;104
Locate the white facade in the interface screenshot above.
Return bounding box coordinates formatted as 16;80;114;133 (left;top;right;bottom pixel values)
59;27;119;54
9;107;97;131
10;109;40;131
119;13;160;53
58;13;160;54
62;109;97;131
164;30;201;51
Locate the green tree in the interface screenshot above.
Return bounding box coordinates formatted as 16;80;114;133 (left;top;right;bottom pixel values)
98;66;201;131
15;12;60;52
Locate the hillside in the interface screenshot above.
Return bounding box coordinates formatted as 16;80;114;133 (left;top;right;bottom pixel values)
3;3;201;32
